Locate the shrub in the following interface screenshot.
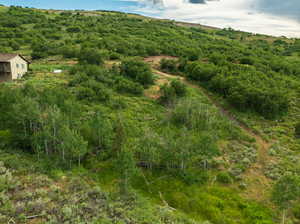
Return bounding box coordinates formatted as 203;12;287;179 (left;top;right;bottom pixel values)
77;80;111;102
216;172;233;184
31;46;48;59
185;62;218;82
70;65;115;85
120;58;154;87
9;40;20;50
292;203;300;219
78;48;104;65
184;48;200;61
159;83;176;105
60;45;79;58
295;122;300;138
109;52;121;60
171;80;187;97
159;80;187;105
240;56;256;65
115;78;144;95
76;87;96;101
0;130;12;148
160;58;178;74
66;26;81;33
169;99;224;132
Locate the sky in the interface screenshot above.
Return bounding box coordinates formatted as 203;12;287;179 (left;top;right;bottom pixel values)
1;0;300;37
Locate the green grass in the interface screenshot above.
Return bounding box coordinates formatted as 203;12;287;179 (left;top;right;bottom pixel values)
30;63;73;73
0;6;8;13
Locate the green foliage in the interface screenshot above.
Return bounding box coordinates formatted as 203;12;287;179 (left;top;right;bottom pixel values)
240;56;257;65
159;80;187;105
60;45;79;58
116;148;138;195
31;42;49;59
0;159;196;224
216;172;233;184
186;62;218;82
120;58;154;87
272;174;300;209
78;48;105;65
0;84;91;166
66;26;81;33
295;122;300;138
160;58;179;74
292;203;300;219
135;98;239;174
186;62;290;118
0;6;299;223
115;77;144;95
81;111;114;156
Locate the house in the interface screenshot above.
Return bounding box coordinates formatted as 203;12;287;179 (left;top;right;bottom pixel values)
0;53;30;82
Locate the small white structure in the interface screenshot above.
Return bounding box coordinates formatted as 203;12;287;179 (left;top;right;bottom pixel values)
0;53;29;82
53;69;63;74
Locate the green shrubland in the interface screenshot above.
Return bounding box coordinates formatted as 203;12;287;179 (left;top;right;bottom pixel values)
0;5;299;224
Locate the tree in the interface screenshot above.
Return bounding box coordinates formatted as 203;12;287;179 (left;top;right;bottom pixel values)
272;175;300;224
112;115;126;155
116;148;137;196
86;111;114;154
58;125;88;166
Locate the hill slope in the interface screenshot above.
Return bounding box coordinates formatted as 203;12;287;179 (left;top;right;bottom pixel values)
0;5;300;224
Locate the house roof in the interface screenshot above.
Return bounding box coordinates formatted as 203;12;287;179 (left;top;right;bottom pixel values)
0;53;30;63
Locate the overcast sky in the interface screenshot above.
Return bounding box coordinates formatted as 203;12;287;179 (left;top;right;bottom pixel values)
134;0;300;37
2;0;300;37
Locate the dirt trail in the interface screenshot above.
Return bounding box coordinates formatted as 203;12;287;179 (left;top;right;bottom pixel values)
144;56;273;201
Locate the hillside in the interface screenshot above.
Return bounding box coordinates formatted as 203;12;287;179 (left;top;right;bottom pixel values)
0;5;300;224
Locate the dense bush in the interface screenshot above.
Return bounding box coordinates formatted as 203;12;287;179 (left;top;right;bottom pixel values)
209;71;290;118
295;122;300;138
31;42;49;59
60;45;79;58
185;62;218;82
78;48;105;65
160;58;179;74
159;80;187;105
120;58;154;87
115;77;144;95
217;172;233;184
186;61;290;118
293;203;300;219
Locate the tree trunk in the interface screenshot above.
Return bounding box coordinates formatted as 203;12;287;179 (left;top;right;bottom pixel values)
282;209;286;224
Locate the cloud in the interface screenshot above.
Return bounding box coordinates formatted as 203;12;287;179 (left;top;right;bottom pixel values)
129;0;300;37
255;0;300;21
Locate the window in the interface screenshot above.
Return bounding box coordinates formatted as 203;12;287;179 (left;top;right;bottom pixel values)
22;64;25;69
16;64;19;68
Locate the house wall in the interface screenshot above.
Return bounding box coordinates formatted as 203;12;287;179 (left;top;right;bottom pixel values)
9;56;28;80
